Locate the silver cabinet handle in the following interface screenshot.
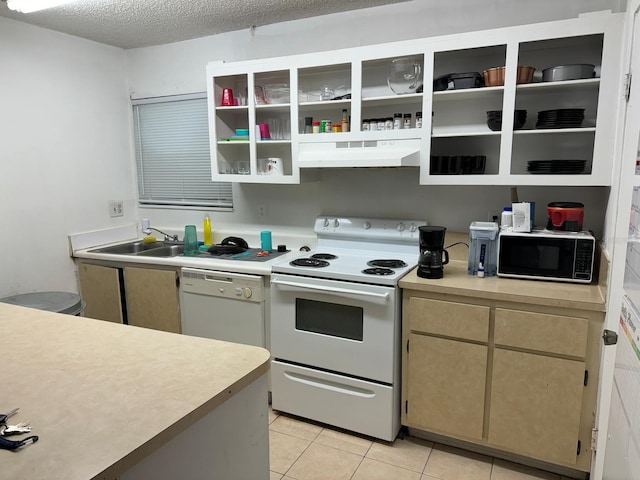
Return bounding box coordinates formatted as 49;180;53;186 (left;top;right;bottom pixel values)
271;279;389;299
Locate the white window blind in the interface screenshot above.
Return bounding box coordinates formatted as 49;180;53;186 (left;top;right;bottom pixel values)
132;94;232;208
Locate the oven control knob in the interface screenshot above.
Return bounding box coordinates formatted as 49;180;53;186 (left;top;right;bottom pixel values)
234;287;242;296
243;287;253;299
396;222;405;232
363;221;371;230
334;219;340;228
219;288;226;294
323;218;330;227
409;223;417;232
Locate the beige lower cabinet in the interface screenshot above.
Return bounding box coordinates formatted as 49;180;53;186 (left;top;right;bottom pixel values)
402;291;602;473
78;263;124;323
77;262;180;333
488;349;585;465
406;334;487;440
124;266;181;333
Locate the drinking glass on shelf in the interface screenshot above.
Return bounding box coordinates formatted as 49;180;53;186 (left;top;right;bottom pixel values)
238;161;250;174
267;118;282;140
283;118;291;140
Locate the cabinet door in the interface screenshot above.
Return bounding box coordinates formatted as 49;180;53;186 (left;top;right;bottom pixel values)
405;334;487;440
124;267;181;334
77;263;123;323
488;348;585;465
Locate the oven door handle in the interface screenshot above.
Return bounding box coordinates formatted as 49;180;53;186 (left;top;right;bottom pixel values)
271;279;390;299
284;371;376;398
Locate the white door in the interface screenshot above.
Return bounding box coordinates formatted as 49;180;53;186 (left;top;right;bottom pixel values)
599;2;640;478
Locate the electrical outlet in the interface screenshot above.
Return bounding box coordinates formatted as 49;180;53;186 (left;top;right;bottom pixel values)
257;204;268;219
487;210;499;222
109;200;124;218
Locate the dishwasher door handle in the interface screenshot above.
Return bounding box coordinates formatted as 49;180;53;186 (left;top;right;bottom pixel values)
271;279;390;299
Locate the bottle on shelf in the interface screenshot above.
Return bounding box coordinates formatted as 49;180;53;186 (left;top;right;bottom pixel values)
341;109;349;133
203;213;213;246
393;113;402;130
304;117;313;134
416;111;423;128
403;113;412;129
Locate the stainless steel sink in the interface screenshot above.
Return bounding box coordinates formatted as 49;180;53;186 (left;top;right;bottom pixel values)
136;245;185;257
88;240;187;257
88;241;162;255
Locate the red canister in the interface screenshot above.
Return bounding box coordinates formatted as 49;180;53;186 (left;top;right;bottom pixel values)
546;202;584;232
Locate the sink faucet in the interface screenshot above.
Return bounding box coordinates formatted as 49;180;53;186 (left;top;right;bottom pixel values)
149;228;179;243
142;219;179;243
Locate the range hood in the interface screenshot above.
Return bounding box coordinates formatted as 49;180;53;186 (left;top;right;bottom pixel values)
298;138;421;168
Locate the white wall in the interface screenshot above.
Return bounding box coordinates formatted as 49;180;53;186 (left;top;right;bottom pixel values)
0;17;134;297
126;0;622;240
0;0;626;298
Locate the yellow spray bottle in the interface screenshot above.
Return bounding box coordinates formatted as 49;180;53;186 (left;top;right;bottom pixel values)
203;213;213;246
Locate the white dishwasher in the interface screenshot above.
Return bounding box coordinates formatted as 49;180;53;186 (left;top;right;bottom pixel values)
180;267;266;348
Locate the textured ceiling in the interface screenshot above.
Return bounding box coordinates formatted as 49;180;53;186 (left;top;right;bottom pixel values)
0;0;409;49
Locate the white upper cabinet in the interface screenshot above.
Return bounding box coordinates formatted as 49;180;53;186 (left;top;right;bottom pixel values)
206;11;623;185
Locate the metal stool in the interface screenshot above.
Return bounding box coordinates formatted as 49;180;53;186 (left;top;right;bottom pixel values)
0;291;86;316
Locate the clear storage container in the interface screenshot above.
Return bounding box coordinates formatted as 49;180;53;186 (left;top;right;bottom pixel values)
468;221;499;276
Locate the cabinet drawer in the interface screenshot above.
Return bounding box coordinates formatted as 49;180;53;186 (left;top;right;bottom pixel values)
408;297;489;342
494;309;588;358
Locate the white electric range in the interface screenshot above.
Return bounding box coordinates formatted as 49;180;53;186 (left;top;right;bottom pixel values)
270;216;424;441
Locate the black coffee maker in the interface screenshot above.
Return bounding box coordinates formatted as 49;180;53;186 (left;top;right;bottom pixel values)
417;226;449;279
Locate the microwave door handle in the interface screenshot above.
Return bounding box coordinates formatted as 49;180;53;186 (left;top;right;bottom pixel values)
271;279;390;299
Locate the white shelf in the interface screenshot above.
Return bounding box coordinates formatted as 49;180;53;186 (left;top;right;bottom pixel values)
432;125;500;137
433;86;504;101
215;105;249;111
514;127;596;135
516;78;600;92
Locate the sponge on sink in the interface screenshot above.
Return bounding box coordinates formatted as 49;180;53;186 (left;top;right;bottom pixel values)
142;236;158;244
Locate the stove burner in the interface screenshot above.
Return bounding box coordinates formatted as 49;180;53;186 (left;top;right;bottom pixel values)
367;259;408;269
362;267;395;276
311;253;337;260
290;258;330;268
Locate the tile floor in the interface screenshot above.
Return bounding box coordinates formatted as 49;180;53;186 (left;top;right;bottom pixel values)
268;409;577;480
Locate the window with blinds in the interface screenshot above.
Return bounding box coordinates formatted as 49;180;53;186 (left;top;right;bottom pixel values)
132;94;233;208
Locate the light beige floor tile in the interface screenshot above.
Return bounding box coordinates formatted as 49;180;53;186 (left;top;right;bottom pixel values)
270;472;283;480
365;436;433;473
269;430;311;475
424;444;493;480
421;475;443;480
314;427;373;456
286;442;363;480
492;459;560;480
270;414;323;441
352;458;422;480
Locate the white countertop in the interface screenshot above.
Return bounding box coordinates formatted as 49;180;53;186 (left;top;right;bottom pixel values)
0;303;270;480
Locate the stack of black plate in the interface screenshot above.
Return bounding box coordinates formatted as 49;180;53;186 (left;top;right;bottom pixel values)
535;109;585;129
526;160;587;174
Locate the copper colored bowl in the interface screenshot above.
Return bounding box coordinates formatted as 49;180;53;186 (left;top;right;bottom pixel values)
483;66;535;86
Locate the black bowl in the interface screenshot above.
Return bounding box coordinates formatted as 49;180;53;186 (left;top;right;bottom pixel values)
487;110;527;131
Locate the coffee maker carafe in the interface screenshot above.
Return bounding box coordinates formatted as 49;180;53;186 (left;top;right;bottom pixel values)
417;226;449;279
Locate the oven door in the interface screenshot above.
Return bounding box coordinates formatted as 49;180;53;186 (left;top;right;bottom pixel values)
270;273;398;384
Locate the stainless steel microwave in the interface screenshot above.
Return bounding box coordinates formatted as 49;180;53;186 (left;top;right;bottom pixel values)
497;230;596;283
